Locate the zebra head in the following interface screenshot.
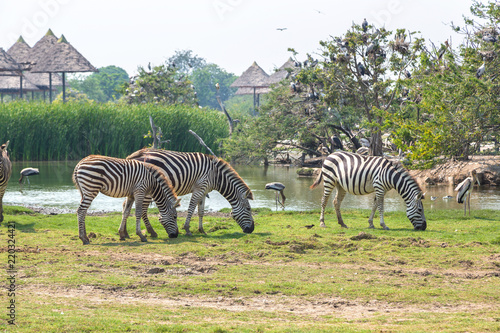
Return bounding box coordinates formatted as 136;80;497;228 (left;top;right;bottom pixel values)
407;191;426;231
159;198;181;238
231;189;254;234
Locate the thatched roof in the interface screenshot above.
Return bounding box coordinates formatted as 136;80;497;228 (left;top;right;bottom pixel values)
0;48;21;75
0;75;40;93
7;36;33;70
230;61;269;88
24;72;62;88
268;58;296;84
29;29;59;65
234;87;270;95
31;33;98;73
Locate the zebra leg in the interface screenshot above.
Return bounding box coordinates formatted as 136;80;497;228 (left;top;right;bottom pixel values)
197;195;207;235
333;187;348;228
134;195;148;242
119;197;134;239
183;187;206;236
119;196;134;240
368;196;377;229
77;195;95;245
141;196;158;238
319;184;334;227
376;194;389;230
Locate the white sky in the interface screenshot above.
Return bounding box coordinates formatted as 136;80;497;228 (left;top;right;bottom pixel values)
0;0;477;77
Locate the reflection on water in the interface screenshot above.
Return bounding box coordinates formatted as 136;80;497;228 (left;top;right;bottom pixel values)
5;161;500;213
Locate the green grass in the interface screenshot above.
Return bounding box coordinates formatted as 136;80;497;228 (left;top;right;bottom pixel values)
1;206;499;332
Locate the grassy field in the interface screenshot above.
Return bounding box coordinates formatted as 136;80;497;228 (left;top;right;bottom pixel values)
1;205;499;332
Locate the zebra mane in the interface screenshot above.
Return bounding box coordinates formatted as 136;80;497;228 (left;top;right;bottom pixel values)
388;159;423;195
126;148;149;160
141;162;178;198
208;154;254;199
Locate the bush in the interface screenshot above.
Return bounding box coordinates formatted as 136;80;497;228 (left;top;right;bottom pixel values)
0;101;228;161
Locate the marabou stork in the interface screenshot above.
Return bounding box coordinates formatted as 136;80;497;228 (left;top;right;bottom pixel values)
265;182;286;211
362;18;368;32
19;167;39;185
455;170;480;216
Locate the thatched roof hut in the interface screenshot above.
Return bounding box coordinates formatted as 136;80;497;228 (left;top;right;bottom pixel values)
268;58;296;84
230;61;269;89
30;33;98;102
29;29;59;65
31;34;98;74
0;47;22;75
7;36;33;71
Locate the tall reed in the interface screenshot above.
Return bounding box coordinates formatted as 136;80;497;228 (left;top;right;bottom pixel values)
0;101;228;161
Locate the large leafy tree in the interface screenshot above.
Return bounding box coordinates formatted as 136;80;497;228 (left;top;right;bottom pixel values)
119;64;197;106
69;65;129;102
386;1;500;163
190;63;237;109
224;21;425;163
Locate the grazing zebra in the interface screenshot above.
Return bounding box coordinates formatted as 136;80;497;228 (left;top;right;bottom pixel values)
73;155;181;245
122;148;254;236
0;141;12;223
310;151;426;230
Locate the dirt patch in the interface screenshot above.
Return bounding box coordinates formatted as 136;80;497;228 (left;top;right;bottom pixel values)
22;283;496;319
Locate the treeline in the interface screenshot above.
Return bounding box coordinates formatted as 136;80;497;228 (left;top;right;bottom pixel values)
0;101;228;161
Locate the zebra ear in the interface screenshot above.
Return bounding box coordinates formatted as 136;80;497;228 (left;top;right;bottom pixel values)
174;198;181;208
246;189;254;200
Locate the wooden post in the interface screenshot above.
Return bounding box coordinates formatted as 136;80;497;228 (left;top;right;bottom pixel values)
62;72;66;103
49;73;53;103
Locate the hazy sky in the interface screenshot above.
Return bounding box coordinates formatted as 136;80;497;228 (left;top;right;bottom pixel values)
0;0;476;77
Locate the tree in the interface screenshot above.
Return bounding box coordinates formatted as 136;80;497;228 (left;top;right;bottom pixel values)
167;49;206;76
190;64;237;109
69;66;129;102
386;1;500;163
119;64;197;106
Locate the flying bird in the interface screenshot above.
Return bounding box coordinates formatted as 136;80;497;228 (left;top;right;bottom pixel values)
19;167;39;184
276;28;287;31
455;170;480;216
476;62;485;78
265;182;286;211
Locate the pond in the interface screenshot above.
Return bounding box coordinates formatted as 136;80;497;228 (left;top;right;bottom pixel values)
5;161;500;214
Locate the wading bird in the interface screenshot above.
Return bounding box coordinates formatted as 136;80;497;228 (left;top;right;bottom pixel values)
455;170;480;216
476;63;485;78
19;167;39;185
265;182;286;211
362;18;368;32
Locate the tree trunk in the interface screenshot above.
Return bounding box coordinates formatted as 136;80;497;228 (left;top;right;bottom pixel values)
370;130;383;156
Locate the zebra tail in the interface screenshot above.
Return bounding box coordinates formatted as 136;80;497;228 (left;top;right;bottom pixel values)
310;170;323;189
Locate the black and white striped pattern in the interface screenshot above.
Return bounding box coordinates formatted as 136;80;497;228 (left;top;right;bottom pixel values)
0;141;12;223
123;148;254;236
311;151;426;230
73;155;180;244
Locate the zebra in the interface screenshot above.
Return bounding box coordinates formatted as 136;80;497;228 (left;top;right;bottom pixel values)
73;155;181;245
310;151;426;230
0;141;12;223
122;148;254;236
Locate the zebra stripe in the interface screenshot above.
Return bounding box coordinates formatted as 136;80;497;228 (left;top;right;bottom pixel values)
123;148;254;236
311;151;426;230
73;155;180;244
0;141;12;223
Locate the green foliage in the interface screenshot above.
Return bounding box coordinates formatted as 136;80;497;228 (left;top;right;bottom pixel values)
167;49;207;76
120;64;197;106
0;101;228;161
190;63;237;109
68;66;129;102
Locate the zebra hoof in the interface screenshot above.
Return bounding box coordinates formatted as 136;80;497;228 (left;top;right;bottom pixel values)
149;232;158;238
319;222;326;228
185;231;193;236
368;225;375;229
383;226;390;230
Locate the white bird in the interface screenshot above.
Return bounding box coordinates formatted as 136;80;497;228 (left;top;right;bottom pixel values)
430;196;437;201
455;170;480;216
19;167;39;184
265;182;286;211
442;195;453;200
476;63;485;78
